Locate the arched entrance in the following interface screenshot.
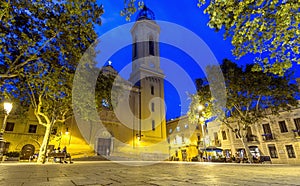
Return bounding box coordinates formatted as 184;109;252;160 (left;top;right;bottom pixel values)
20;144;35;159
95;130;113;156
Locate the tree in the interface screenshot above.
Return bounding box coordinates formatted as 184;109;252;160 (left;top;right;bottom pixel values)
189;59;299;163
0;0;103;82
121;0;300;75
1;0;104;163
120;0;144;21
198;0;299;76
20;65;73;163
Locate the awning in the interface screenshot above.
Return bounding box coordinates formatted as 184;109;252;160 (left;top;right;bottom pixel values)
201;146;223;152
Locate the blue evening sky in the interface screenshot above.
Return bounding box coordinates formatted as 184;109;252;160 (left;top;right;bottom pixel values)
95;0;300;121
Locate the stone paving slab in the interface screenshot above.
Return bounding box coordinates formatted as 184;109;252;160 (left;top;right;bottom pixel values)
0;162;300;185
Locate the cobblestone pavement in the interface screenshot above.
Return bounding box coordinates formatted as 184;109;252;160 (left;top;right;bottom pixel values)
1;161;300;186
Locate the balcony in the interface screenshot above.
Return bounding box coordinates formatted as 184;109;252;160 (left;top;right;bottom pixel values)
292;129;300;138
262;133;275;141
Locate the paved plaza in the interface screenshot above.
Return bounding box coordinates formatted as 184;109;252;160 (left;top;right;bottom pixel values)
0;161;300;185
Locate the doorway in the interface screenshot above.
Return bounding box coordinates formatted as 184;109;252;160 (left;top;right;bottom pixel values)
97;138;111;156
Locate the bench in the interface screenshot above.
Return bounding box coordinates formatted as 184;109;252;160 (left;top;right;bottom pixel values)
19;154;37;162
47;152;66;163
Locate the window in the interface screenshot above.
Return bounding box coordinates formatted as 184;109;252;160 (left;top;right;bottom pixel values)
184;124;189;129
268;145;278;158
262;123;273;140
278;121;288;133
176;126;180;132
5;122;15;132
149;38;154;55
152;120;155;131
294;118;300;136
151;102;155;112
286;145;296;158
133;42;137;58
285;145;296;158
151;86;154;95
169;129;172;134
197;134;200;141
222;131;227;140
214;132;219;142
175;135;183;145
181;134;185;144
28;124;37;133
262;123;272;134
294;118;300;130
247;127;253;137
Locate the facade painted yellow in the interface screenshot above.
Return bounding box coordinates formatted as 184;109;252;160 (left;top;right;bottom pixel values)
166;107;300;165
215;107;300;164
166;116;202;161
0;108;94;159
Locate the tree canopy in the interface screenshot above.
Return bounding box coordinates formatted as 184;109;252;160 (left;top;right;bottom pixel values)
0;0;103;82
188;59;299;162
1;0;104;163
199;0;299;76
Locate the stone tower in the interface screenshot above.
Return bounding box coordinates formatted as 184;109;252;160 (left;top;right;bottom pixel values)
129;6;167;153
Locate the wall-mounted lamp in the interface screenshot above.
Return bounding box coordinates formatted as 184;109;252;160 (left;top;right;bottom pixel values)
65;127;69;135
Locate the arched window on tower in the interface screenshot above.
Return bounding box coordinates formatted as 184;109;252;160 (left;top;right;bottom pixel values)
152;120;155;131
149;36;154;56
133;40;137;58
151;85;154;95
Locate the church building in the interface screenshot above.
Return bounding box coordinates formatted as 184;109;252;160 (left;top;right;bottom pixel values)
0;6;169;161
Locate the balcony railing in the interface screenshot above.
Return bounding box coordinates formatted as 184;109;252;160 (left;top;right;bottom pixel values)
292;129;300;138
262;133;275;141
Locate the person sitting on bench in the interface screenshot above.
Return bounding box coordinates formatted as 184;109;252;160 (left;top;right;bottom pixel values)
62;146;73;164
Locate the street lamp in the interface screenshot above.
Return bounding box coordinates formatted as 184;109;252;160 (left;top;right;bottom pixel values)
0;100;13;160
197;105;204;112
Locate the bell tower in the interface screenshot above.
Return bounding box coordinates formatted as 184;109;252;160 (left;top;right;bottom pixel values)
129;6;167;152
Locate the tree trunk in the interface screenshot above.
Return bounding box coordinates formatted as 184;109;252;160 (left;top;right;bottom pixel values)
37;123;52;163
240;137;253;163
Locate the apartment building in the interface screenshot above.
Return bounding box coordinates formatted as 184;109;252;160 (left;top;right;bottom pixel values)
218;108;300;164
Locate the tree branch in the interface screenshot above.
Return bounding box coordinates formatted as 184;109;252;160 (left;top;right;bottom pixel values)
35;94;51;126
26;81;37;108
0;73;19;78
7;32;58;75
233;104;246;120
222;118;234;132
256;95;261;111
0;0;10;22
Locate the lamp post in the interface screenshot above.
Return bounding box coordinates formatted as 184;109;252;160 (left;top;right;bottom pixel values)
0;101;13;160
